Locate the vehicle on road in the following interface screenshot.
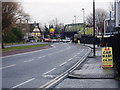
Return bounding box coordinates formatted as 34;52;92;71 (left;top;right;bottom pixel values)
62;38;70;42
43;38;52;42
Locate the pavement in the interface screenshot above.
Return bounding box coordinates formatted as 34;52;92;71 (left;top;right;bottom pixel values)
56;46;120;88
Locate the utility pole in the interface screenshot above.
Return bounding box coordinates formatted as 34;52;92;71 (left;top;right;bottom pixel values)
93;0;96;56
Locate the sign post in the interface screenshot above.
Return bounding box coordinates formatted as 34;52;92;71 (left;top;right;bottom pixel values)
102;47;113;68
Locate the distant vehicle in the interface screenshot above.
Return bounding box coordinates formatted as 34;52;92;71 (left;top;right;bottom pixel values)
43;38;52;42
52;39;57;42
52;39;62;42
62;38;70;42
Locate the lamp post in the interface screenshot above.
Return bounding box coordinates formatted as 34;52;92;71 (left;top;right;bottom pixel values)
74;16;76;24
82;8;85;45
74;16;76;31
72;20;74;31
93;0;96;56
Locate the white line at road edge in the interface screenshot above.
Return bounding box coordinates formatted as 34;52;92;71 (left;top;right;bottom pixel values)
11;78;35;89
2;44;56;58
0;64;16;70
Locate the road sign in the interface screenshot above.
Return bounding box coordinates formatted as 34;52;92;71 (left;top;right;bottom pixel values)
102;47;113;68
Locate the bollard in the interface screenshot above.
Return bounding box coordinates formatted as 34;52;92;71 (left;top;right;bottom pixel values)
78;40;80;44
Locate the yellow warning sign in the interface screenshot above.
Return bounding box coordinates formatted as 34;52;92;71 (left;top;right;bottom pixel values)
102;47;113;68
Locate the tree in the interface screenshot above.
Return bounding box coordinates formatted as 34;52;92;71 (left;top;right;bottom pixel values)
2;1;30;48
86;8;108;33
5;27;24;43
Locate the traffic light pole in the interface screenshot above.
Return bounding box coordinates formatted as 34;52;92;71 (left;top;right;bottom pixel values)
93;0;96;56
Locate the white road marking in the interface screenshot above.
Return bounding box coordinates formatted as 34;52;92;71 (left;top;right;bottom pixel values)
43;68;56;75
23;59;35;63
59;62;67;67
11;78;35;89
0;64;16;70
74;55;77;57
38;56;46;59
67;58;73;62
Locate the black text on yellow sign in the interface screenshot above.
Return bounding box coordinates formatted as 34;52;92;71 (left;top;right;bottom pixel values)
102;47;113;68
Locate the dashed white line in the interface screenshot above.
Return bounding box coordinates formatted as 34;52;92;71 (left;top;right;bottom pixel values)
67;58;73;62
43;68;56;75
11;78;35;89
59;62;67;67
73;55;77;57
38;56;46;59
0;64;16;70
23;59;35;63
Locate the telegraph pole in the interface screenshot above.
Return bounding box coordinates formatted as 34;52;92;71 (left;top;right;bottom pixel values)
93;0;96;56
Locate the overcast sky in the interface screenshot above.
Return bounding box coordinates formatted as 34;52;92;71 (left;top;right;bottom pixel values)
21;0;114;25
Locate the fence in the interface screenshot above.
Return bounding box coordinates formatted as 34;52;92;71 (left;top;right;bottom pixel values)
106;33;120;75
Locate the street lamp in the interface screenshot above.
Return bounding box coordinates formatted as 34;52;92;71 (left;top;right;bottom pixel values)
74;16;76;31
74;16;76;24
82;8;85;45
72;20;74;31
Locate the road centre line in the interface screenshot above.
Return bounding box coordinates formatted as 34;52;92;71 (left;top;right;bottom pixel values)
73;55;77;57
11;78;35;89
67;58;73;62
0;64;16;70
38;56;46;59
59;62;67;67
23;59;35;63
43;68;56;75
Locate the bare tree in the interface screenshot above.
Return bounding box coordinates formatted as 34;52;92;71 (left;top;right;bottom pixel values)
86;8;108;32
86;13;93;26
2;1;30;48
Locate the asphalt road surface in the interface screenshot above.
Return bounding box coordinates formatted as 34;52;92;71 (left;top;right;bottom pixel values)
2;43;90;89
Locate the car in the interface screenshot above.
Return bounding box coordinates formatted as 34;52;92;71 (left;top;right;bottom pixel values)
43;38;52;42
62;39;70;42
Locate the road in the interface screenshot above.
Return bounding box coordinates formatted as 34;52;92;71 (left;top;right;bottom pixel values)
2;43;90;89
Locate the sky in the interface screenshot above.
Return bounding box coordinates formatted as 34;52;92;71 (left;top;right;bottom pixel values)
21;0;114;25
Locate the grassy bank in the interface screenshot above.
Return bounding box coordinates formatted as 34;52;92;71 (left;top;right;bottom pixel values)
2;44;49;52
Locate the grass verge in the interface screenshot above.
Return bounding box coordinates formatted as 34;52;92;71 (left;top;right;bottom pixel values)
2;44;49;52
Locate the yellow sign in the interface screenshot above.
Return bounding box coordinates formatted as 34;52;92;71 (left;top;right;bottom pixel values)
50;28;54;33
78;40;80;44
102;47;113;68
